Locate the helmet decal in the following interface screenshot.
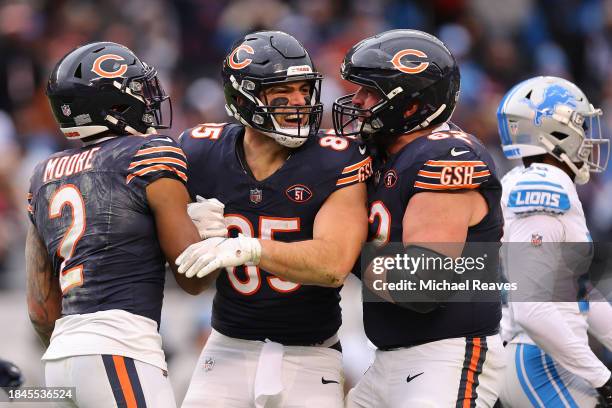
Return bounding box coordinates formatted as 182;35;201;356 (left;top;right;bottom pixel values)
228;44;254;70
287;65;313;76
523;84;578;126
390;49;429;74
91;54;128;78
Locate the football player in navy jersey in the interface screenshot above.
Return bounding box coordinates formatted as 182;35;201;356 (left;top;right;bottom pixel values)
332;30;505;407
25;42;211;408
176;31;370;407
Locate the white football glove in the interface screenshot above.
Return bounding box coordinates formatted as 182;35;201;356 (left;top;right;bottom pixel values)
187;195;228;239
176;234;262;278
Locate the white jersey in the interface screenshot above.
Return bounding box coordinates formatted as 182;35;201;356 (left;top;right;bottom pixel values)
500;163;611;389
502;162;591;242
42;309;168;371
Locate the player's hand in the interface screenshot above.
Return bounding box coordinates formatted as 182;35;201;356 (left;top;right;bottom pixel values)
596;375;612;407
187;195;228;239
176;234;261;279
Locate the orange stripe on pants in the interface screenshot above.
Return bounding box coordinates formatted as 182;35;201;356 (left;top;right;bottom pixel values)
462;338;481;408
112;355;138;408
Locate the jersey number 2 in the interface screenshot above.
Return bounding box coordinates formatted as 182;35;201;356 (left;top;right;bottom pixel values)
225;215;301;295
48;184;86;294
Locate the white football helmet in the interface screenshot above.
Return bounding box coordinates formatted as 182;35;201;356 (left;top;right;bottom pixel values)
497;76;609;184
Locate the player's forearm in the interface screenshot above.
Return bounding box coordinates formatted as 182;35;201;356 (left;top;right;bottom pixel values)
172;266;218;295
27;287;60;348
514;302;611;387
146;178;215;294
25;224;62;348
27;297;60;348
258;239;353;287
170;255;215;294
587;299;612;350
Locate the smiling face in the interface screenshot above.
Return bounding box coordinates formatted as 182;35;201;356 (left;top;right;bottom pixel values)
260;80;312;128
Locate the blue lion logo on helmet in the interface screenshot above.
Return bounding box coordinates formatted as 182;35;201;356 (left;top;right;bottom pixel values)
523;84;577;126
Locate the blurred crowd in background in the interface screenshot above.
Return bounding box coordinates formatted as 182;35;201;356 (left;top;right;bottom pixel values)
3;0;612;277
1;0;611;401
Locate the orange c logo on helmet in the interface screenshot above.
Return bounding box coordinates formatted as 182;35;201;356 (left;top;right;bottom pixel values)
391;49;429;74
91;54;128;78
228;44;254;70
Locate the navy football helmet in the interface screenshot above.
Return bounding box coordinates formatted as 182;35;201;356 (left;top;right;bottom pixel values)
333;29;460;144
222;31;323;148
47;42;171;140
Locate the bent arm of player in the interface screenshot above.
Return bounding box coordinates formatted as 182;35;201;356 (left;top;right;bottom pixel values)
506;215;611;389
177;182;368;287
147;178;218;295
587;296;612;350
512;301;611;388
257;182;368;287
391;190;489;312
402;190;487;253
25;224;62;347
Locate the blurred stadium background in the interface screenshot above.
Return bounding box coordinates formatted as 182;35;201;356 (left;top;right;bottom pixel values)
1;0;611;405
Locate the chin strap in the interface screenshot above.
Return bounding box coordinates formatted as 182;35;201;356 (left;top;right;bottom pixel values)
365;102;449;137
402;103;447;134
539;136;590;184
105;114;142;136
261;129;309;148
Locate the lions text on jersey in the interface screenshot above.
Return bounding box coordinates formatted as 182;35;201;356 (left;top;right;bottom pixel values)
500;162;611;407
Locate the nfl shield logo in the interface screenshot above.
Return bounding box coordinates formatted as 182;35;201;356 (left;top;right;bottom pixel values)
203;357;214;372
531;233;543;247
250;187;262;204
61;104;71;117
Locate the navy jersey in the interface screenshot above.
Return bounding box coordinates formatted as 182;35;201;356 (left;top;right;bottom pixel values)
364;122;503;348
179;123;371;344
27;135;188;326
